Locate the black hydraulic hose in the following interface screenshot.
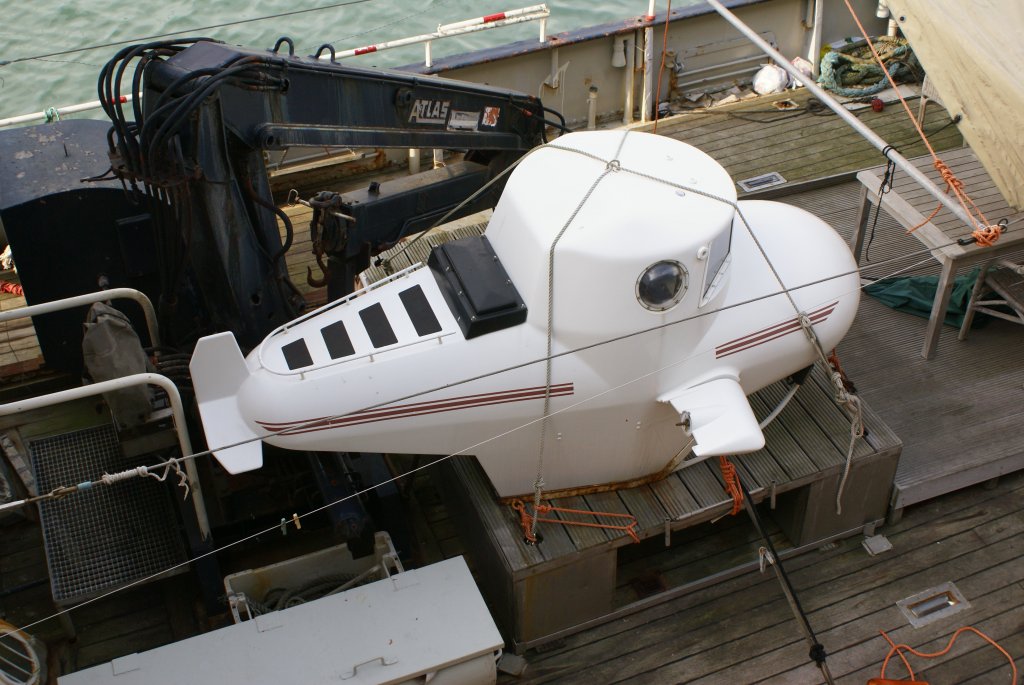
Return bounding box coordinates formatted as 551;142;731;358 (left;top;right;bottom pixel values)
543;105;568;132
145;58;269;164
244;177;294;266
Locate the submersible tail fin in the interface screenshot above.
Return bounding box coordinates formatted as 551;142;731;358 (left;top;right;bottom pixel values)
190;332;265;474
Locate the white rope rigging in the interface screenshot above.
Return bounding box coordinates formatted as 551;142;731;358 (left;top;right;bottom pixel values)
529;131;631;537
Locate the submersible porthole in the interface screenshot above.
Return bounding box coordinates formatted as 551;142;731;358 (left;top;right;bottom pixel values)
636;260;688;311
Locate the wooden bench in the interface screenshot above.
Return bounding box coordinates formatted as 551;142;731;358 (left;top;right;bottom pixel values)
959;260;1024;338
853;147;1024;359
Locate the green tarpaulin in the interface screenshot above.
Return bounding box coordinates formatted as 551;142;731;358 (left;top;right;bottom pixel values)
864;268;981;328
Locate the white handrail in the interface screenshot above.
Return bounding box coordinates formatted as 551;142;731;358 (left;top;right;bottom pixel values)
0;372;211;541
330;4;550;68
0;95;131;129
0;287;160;347
0;5;549;128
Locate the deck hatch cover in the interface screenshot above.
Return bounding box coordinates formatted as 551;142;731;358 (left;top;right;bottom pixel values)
30;424;187;603
737;171;786;192
359;303;399;348
399;285;443;336
282;338;314;370
896;581;971;628
428;234;527;339
321;320;356;359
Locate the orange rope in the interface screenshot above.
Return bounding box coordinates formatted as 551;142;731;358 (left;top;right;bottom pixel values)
0;280;23;296
718;456;743;515
878;626;1018;682
512;500;641;543
841;0;1002;246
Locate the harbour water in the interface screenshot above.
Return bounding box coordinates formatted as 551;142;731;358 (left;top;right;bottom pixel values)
0;0;692;121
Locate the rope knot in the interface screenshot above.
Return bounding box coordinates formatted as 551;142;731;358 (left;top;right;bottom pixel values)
44;107;60;123
718;456;743;516
605;159;621;172
972;224;1002;247
934;159;963;193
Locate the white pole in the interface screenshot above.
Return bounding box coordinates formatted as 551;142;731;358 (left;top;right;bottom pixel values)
807;0;824;78
705;0;978;231
0;95;131;129
332;6;550;60
641;1;656;122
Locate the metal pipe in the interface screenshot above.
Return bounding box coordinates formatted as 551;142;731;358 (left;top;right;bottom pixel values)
408;148;420;175
641;1;656;122
623;34;636;124
0;287;160;347
807;0;824;78
678;65;763;90
0;373;212;541
587;86;599;129
676;53;764;78
705;0;979;231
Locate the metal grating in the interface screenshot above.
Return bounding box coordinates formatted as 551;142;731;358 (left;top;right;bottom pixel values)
30;424;187;604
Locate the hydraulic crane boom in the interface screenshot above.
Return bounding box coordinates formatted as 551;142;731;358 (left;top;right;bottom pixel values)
101;38;548;350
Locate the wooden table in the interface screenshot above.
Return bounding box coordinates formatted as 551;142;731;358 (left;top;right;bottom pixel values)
853;147;1024;358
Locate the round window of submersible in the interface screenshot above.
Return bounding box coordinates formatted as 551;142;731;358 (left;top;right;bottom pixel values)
636;260;688;311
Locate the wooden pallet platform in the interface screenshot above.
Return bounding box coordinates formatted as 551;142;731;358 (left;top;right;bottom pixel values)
441;368;901;651
499;470;1024;684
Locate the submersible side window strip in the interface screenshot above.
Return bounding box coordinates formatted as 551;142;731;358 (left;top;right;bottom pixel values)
281;339;314;370
399;285;443;336
321;320;356;359
359;303;399;348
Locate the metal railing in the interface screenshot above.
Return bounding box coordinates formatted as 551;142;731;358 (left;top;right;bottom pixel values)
0;373;212;541
327;4;549;68
0;4;550;128
0;287;159;347
0;288;208;538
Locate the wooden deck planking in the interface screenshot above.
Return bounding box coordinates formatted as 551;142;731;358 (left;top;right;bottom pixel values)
637;90;963;187
505;472;1024;684
821;168;1024;510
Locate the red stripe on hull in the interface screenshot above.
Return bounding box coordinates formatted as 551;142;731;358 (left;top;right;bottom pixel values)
256;383;575;436
715;303;837;359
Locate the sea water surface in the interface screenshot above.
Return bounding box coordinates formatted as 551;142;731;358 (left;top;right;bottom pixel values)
0;0;693;120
